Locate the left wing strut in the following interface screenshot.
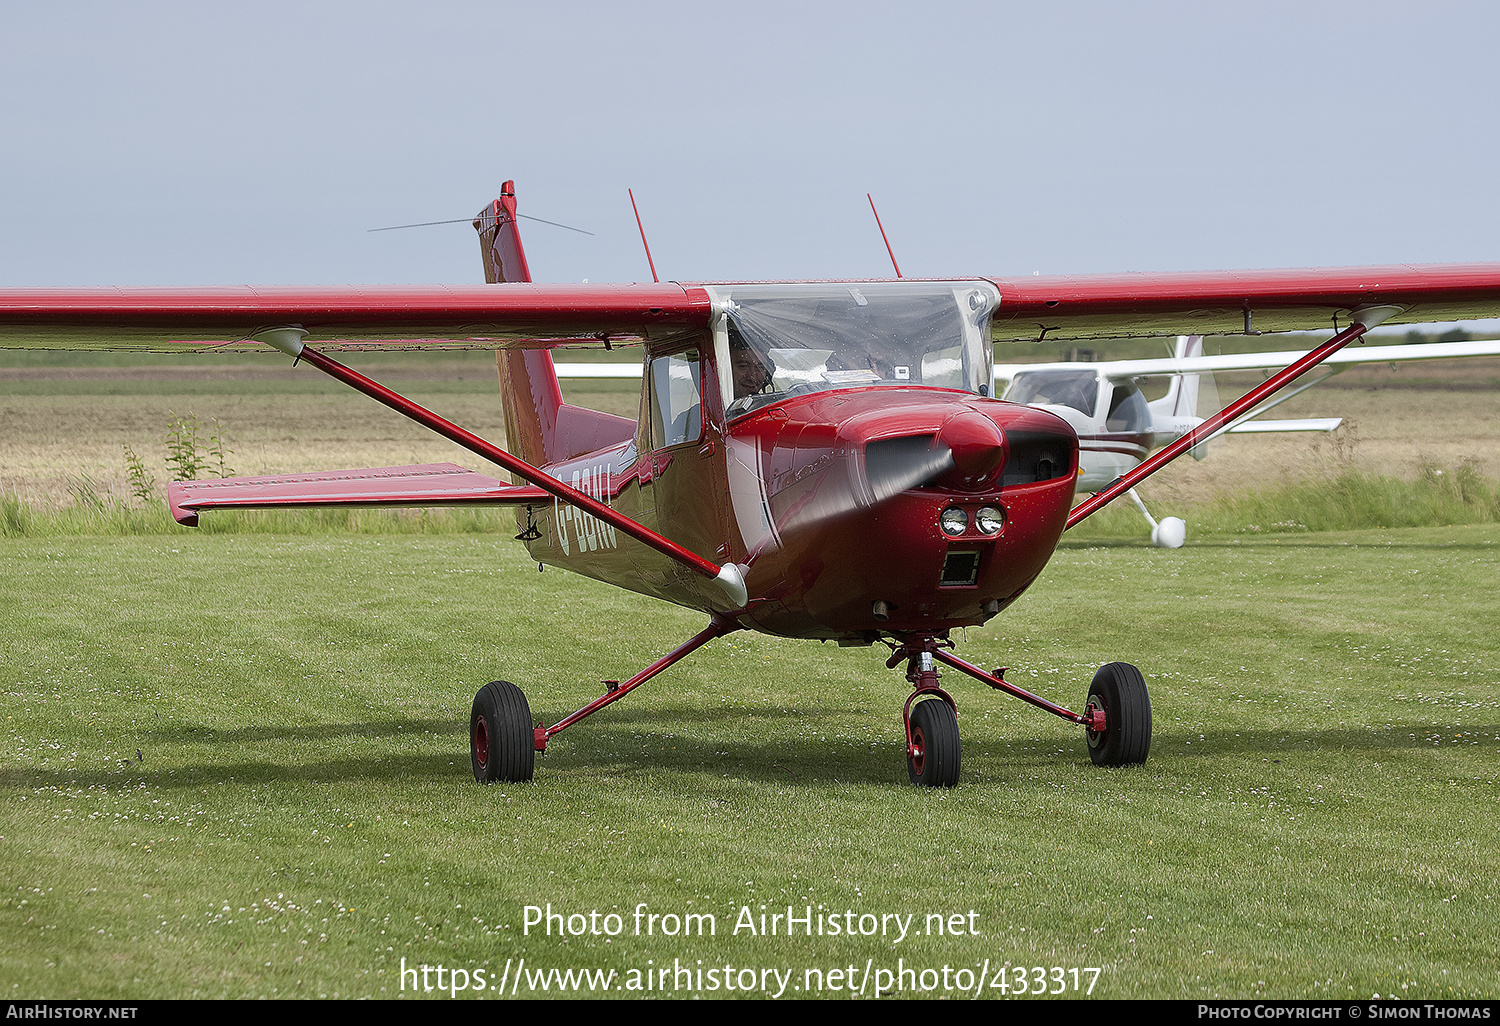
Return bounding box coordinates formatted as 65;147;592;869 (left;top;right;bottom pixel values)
1066;306;1399;528
254;331;748;607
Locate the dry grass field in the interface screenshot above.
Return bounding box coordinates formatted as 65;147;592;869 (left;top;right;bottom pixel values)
3;348;1498;512
0;353;629;506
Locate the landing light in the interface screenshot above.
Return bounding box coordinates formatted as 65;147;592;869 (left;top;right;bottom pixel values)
939;508;968;536
976;506;1005;535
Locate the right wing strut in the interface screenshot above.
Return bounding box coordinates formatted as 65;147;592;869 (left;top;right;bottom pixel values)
1066;306;1399;528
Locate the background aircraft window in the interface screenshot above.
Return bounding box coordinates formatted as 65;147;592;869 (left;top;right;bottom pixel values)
1004;369;1097;415
1106;382;1150;432
920;344;965;388
650;349;703;449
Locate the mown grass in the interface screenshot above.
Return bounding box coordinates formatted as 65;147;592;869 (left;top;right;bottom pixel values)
2;526;1497;999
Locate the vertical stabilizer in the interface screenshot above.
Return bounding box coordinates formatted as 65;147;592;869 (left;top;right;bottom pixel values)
1149;335;1204;419
474;183;634;473
1146;335;1219;460
475;182;533;285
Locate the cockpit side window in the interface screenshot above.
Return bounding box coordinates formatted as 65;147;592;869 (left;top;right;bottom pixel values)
1004;369;1098;415
648;348;703;450
1106;381;1150;432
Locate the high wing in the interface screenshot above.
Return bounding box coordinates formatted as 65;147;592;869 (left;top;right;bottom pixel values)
7;264;1500;553
985;265;1500;341
0;284;710;352
994;338;1500;382
6;265;1500;353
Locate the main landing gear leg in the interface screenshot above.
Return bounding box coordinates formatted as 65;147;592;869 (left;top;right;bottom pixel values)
469;616;742;784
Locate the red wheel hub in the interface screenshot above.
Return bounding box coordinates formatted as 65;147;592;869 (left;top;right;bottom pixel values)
472;717;490;770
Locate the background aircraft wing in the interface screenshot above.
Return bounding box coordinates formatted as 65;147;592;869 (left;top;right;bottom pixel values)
988;265;1500;342
0;284;710;352
994;338;1500;382
554;363;643;378
167;463;552;526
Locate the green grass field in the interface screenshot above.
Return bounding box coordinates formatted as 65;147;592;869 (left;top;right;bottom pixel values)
2;524;1496;999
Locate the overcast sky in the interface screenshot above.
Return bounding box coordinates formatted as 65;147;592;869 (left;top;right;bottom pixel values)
3;2;1499;289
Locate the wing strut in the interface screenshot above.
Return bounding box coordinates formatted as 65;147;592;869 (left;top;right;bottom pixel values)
1066;305;1400;529
253;329;747;607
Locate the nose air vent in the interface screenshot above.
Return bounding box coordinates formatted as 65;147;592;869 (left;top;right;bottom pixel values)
999;428;1072;486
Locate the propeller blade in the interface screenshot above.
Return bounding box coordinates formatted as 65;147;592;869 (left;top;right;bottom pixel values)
770;435;954;541
865;435;954;502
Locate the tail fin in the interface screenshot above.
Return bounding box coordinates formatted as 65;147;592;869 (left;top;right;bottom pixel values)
474;182;533;284
1151;335;1204;419
474;182;633;472
1147;335;1219;461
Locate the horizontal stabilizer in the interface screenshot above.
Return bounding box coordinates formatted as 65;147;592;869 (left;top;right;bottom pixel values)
168;463;551;526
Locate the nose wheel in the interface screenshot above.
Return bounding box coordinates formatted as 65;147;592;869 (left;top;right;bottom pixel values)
891;639;963;787
906;697;961;787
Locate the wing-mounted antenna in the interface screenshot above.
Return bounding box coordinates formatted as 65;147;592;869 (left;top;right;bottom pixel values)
628;189;659;283
867;194;903;278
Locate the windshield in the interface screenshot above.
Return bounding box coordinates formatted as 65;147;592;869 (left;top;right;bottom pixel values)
706;282;998;418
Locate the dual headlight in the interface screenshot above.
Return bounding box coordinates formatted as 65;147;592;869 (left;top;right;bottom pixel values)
939;505;1005;537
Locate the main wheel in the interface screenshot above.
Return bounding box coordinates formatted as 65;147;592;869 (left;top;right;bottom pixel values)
1085;662;1151;766
470;680;535;783
907;698;961;787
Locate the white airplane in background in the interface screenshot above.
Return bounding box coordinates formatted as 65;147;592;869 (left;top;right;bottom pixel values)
556;336;1500;548
993;336;1500;545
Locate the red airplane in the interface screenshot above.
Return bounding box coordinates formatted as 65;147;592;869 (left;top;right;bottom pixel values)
5;181;1500;787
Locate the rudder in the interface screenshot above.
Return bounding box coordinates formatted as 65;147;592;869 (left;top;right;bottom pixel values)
474;182;633;472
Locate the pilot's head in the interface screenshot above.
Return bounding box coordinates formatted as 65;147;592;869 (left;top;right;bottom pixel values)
729;332;772;399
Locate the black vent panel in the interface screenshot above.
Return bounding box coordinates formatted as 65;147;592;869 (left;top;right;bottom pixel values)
1000;428;1073;487
939;550;982;587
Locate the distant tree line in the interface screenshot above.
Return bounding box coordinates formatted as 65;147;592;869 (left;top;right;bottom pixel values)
1404;328;1471;344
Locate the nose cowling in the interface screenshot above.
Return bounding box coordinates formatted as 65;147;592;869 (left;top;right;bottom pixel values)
733;390;1078;641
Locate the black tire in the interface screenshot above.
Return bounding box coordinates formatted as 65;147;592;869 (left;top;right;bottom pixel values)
907;698;961;787
470;680;535;783
1086;662;1151;767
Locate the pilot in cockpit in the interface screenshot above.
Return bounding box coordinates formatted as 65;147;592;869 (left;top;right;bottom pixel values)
730;330;774;400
